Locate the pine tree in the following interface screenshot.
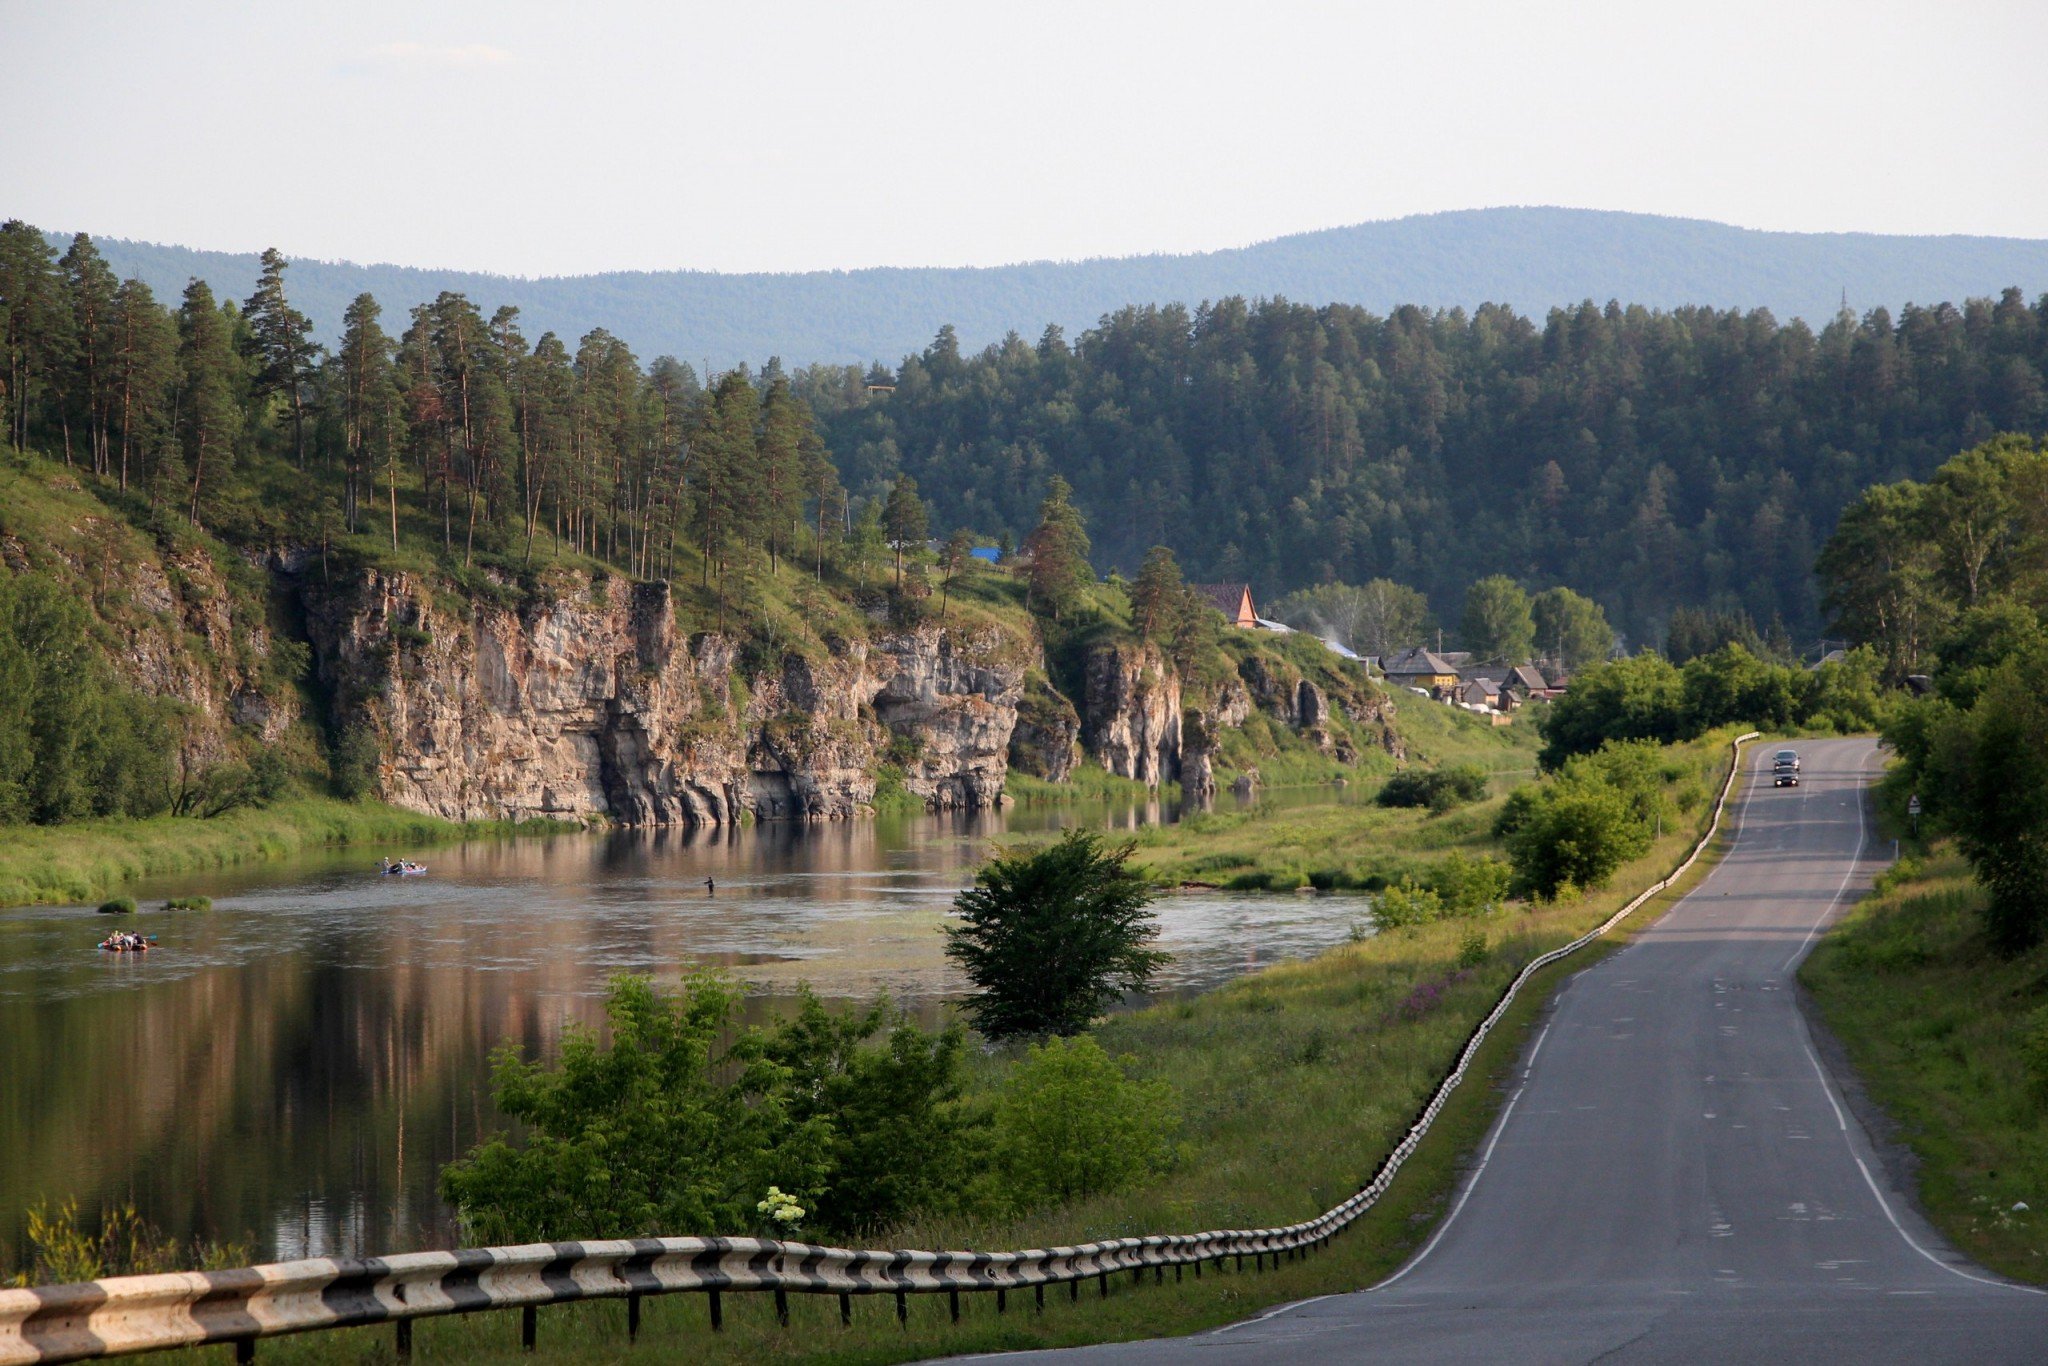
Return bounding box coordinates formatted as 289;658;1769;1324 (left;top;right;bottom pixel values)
882;473;928;588
1025;475;1093;621
59;233;117;474
175;279;243;527
241;248;320;466
0;220;68;453
335;294;397;541
940;528;973;618
109;278;175;494
1129;545;1185;640
757;375;811;575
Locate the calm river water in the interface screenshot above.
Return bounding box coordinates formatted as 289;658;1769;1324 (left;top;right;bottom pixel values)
0;795;1364;1267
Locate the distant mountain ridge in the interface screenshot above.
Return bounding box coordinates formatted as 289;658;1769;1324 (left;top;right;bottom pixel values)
44;207;2048;367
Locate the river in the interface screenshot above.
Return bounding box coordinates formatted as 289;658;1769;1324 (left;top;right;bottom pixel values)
0;793;1365;1269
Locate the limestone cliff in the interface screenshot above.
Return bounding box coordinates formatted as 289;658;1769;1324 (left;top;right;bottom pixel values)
1080;642;1183;787
303;569;1028;826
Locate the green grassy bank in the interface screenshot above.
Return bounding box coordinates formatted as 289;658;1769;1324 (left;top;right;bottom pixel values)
0;800;584;908
1801;846;2048;1284
223;735;1740;1366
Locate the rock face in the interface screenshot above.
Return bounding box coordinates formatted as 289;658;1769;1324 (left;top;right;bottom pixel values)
1081;643;1182;786
1008;674;1081;783
304;570;1028;826
1178;677;1248;802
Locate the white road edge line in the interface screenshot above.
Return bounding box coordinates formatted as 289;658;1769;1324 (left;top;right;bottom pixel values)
1208;1292;1341;1334
1522;1022;1554;1078
1848;1153;2046;1297
1777;746;1873;975
1367;738;1762;1294
1368;1088;1526;1290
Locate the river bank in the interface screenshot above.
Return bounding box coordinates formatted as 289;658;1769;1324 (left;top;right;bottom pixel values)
1800;844;2048;1286
206;732;1742;1365
0;799;586;907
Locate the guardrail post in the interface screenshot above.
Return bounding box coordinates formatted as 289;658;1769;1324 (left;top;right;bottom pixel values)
775;1287;790;1327
1097;1271;1107;1297
709;1289;724;1332
234;1339;255;1364
1131;1266;1143;1285
628;1291;642;1343
1174;1262;1182;1282
396;1316;412;1360
895;1289;907;1325
1154;1265;1163;1285
1069;1277;1079;1303
1194;1258;1202;1278
840;1291;851;1326
1035;1283;1045;1311
997;1287;1007;1313
521;1304;537;1352
1235;1253;1244;1272
949;1288;960;1322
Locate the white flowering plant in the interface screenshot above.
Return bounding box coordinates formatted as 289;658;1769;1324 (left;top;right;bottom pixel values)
756;1186;806;1233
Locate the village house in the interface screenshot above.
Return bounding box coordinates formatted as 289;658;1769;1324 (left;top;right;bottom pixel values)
1381;647;1462;692
1455;676;1501;708
1500;664;1550;699
1190;583;1259;628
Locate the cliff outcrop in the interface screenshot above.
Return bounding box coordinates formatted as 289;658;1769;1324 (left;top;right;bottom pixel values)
1080;642;1183;787
303;570;1029;826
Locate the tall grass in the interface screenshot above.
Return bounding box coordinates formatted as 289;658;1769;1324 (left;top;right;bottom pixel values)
0;799;583;907
1801;845;2048;1284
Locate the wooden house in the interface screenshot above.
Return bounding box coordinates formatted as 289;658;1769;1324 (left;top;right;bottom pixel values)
1190;583;1259;629
1382;647;1462;691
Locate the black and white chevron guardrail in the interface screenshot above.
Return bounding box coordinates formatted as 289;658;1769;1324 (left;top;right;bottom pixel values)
0;734;1760;1364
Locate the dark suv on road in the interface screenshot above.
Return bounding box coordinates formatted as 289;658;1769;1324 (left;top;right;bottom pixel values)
1773;749;1800;787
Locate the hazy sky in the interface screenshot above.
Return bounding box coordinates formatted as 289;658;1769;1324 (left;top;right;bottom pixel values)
5;1;2044;277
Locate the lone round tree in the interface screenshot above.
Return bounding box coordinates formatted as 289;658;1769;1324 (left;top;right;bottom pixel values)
945;830;1167;1039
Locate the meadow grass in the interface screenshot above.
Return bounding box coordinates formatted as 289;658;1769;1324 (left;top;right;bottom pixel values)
223;738;1740;1366
1801;845;2048;1285
0;799;582;908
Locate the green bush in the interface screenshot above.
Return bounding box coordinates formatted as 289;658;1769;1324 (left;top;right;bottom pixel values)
440;973;976;1243
1373;879;1445;928
1456;929;1489;968
946;830;1167;1039
163;896;212;912
988;1036;1180;1210
95;896;136;915
1376;763;1489;813
1505;753;1655;901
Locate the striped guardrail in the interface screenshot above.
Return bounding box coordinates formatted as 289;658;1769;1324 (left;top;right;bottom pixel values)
0;734;1759;1364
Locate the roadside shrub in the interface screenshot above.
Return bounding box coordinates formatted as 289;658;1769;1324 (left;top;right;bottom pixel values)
1506;778;1652;901
988;1036;1180;1209
1428;853;1512;917
95;896;135;915
7;1199;249;1287
1456;930;1489;968
1373;879;1444;928
441;973;975;1243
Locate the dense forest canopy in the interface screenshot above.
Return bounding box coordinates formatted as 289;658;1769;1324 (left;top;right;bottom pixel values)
6;215;2048;659
809;291;2048;644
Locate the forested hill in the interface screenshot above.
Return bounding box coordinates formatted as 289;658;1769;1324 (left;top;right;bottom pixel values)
49;208;2048;367
810;291;2048;645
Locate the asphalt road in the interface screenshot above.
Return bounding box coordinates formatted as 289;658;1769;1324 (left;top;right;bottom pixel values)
1000;738;2048;1363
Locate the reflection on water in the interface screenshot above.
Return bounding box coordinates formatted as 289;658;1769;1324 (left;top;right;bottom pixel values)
0;793;1365;1265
